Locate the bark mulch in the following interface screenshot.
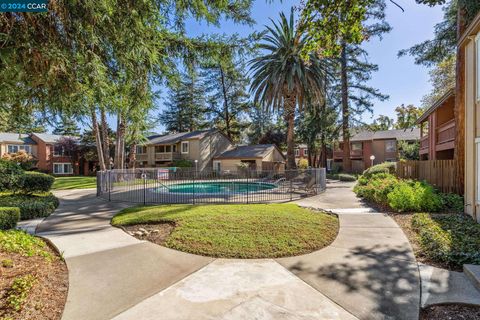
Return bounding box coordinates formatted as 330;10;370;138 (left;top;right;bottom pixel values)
421;304;480;320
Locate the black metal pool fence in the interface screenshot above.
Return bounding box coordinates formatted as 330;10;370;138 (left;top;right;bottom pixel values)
97;167;326;204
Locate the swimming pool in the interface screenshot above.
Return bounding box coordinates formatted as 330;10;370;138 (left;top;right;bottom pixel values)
158;181;277;194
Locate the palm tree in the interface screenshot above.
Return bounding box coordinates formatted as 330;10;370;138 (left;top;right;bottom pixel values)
249;9;326;169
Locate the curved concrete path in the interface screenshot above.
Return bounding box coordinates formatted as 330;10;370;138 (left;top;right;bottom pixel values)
37;183;420;320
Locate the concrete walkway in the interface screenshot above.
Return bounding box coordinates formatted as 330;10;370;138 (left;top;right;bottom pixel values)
37;184;420;320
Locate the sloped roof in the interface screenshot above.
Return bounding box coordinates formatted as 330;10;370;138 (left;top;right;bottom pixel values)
416;89;455;124
148;129;217;145
341;128;420;142
32;133;78;144
215;144;285;160
0;133;36;144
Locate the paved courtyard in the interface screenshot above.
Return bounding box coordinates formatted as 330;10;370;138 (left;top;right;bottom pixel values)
36;182;420;320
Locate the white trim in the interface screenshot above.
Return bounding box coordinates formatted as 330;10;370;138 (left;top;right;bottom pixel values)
476;33;480;102
181;141;189;154
477;140;480;205
7;144;31;154
53;162;73;175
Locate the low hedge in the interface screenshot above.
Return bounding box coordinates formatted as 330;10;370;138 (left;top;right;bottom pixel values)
362;162;396;177
0;193;59;220
326;173;357;182
21;172;54;194
355;173;455;213
412;213;480;268
0;207;20;230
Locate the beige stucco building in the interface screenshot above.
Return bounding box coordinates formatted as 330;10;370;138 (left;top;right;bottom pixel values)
136;129;233;171
461;12;480;222
213;144;286;172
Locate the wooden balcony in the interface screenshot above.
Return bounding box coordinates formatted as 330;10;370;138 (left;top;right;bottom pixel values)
155;152;173;161
333;149;363;158
419;136;429;154
436;119;455;147
136;154;148;161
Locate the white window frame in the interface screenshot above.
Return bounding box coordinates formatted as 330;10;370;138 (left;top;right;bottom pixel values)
304;148;308;156
295;149;300;157
181;141;189;154
53;162;73;175
351;142;362;151
476;138;480;204
136;146;147;154
7;144;31;154
53;145;64;157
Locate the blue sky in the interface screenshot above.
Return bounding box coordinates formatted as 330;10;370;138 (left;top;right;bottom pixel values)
104;1;445;133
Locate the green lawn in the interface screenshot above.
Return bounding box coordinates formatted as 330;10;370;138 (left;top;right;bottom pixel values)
53;176;97;190
112;203;339;258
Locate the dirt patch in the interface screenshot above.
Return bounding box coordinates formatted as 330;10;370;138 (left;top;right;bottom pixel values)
0;244;68;319
123;223;175;245
421;304;480;320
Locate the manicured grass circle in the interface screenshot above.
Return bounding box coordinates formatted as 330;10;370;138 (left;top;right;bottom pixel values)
112;204;339;258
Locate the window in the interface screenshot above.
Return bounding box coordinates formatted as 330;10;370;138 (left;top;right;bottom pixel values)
385;140;396;153
172;144;176;153
304;149;308;156
155;145;165;153
7;145;31;154
181;141;189;154
53;163;73;174
53;145;64;156
351;142;362;151
136;146;147;154
295;149;300;157
165;145;171;153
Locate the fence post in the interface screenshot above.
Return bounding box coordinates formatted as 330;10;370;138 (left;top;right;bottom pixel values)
290;176;293;201
192;170;195;205
246;171;249;204
108;170;111;201
143;172;146;205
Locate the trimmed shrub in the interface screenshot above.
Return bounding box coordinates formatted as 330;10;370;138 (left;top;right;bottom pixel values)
354;173;399;206
326;173;357;181
387;180;442;212
362;162;396;178
0;194;59;220
0;207;20;230
0;160;24;192
21;172;54;194
173;159;193;168
439;193;464;213
411;213;480;268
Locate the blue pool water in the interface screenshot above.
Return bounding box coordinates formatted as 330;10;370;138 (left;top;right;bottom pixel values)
159;181;276;193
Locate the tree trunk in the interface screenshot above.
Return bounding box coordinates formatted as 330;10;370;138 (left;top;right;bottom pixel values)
454;6;466;194
91;108;106;171
320;132;328;169
219;66;231;140
100;108;110;169
129;142;137;169
114;113;126;170
284;94;297;170
340;42;352;172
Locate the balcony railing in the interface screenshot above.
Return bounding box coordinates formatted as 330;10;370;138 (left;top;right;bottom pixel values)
436;119;455;145
420;136;429;150
333;149;363;158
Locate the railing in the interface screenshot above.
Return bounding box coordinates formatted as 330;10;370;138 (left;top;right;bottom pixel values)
97;167;327;204
436;119;456;145
333;150;343;158
155;153;173;160
420;136;429;150
333;149;363;158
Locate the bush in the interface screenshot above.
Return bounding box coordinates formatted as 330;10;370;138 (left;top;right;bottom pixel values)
327;173;357;181
0;207;20;230
354;173;399;206
412;213;480;268
387;180;443;212
173;159;193;168
298;158;309;169
362;162;396;177
439;193;464;213
0;160;25;192
0;194;59;220
21;172;54;194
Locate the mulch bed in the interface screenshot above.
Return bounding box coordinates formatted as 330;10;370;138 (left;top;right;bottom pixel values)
0;243;68;320
123;223;175;245
421;304;480;320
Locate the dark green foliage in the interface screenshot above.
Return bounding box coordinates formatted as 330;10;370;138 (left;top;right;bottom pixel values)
354;173;399;205
0;160;25;192
439;193;464;213
21;172;54;194
159;73;208;132
412;213;480;268
362;162;396;177
52;114;81;136
0;194;59;220
0;207;20;230
326;173;357;181
173;159;193;168
398;141;420;161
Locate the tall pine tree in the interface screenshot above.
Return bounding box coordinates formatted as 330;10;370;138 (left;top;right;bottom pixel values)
53;114;81;136
159;73;207;133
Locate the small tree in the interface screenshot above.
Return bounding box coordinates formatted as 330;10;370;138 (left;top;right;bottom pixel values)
55;137;79;172
1;150;36;170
